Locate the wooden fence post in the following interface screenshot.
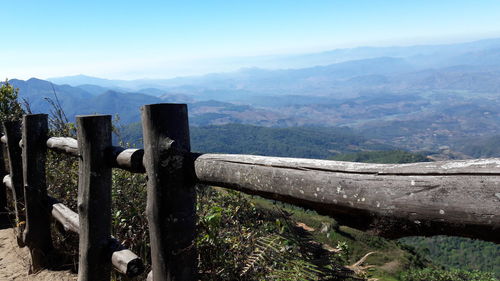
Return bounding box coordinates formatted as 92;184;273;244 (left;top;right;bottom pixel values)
22;114;53;271
141;104;197;281
0;138;7;225
76;115;112;281
3;121;25;245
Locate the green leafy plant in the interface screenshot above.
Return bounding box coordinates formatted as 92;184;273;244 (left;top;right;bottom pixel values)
0;79;24;124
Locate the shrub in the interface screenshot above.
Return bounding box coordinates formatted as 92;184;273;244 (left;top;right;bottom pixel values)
401;268;498;281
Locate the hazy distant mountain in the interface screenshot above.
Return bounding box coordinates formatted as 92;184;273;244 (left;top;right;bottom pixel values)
9;78;93;114
8;78;287;125
12;38;500;152
76;84;111;96
9;78;162;123
9;75;500;154
47;37;500;94
276;38;500;69
49;75;119;88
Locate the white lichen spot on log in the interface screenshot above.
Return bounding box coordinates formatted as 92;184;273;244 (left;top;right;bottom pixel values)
441;159;500;169
376;202;381;208
495;193;500;200
411;180;415;186
343;194;347;199
361;198;365;202
439;209;445;215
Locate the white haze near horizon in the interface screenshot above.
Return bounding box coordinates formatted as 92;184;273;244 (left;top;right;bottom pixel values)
8;34;500;82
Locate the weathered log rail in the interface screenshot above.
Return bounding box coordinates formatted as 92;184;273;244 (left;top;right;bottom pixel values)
0;103;499;281
38;134;500;242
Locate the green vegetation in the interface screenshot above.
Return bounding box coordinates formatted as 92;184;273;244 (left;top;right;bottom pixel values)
330;150;430;163
400;268;497;281
400;236;500;278
0;79;24;123
191;124;392;158
251;197;430;281
455;135;500;158
121;122;393;159
197;187;360;280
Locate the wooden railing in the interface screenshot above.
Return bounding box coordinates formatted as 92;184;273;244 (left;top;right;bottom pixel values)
1;115;144;281
0;103;499;281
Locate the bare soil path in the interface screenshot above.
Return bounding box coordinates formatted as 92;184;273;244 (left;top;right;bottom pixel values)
0;228;77;281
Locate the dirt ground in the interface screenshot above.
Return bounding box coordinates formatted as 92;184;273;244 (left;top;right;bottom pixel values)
0;228;77;281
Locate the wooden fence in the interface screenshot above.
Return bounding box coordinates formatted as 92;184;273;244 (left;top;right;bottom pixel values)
0;103;498;281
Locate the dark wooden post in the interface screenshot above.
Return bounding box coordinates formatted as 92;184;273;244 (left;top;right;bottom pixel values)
22;114;53;271
141;104;197;281
3;121;25;245
76;115;112;281
0;139;7;225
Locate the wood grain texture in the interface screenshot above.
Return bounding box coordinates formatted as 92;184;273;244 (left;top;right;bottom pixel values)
46;137;145;173
0;140;7;224
110;147;145;173
194;154;500;242
108;238;145;277
76;115;112;281
141;103;197;281
21;114;53;270
3;121;25;246
46;137;78;155
51;202;80;234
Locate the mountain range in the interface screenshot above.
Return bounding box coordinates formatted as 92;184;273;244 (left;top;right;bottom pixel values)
6;37;500;153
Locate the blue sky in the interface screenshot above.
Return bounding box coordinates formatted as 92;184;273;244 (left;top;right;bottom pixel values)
2;0;500;80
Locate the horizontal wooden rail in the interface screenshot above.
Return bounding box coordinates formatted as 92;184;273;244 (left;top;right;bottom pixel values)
193;154;500;243
25;136;500;242
3;175;144;277
46;137;145;173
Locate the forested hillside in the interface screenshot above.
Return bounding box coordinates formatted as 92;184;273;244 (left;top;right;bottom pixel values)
329;150;429;163
120;123;393;158
400;236;499;277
